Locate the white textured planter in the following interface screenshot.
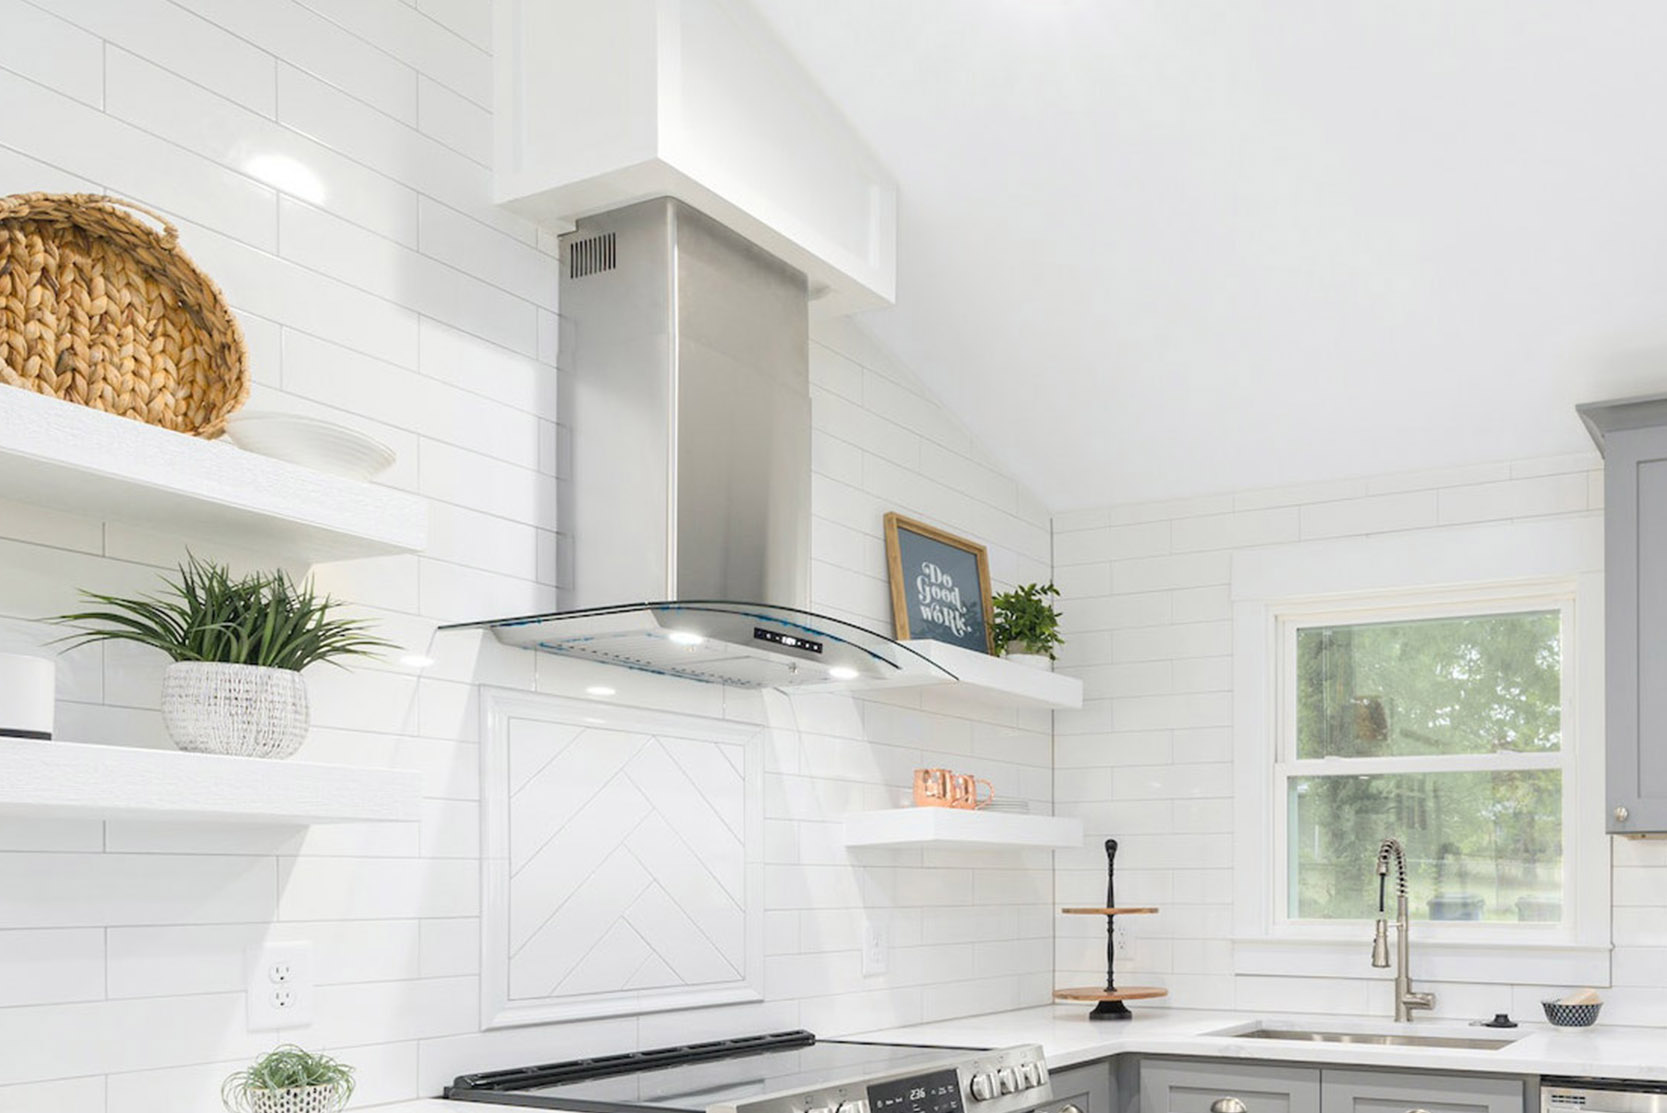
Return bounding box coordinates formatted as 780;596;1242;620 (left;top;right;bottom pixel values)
161;662;309;759
245;1084;348;1113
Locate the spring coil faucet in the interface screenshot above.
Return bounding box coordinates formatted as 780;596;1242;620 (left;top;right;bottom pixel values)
1373;838;1435;1022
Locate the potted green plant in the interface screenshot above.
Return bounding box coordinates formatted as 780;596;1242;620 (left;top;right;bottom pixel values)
57;555;390;759
990;582;1064;667
222;1045;355;1113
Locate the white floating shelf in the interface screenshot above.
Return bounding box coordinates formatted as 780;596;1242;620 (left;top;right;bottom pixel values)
0;386;426;561
0;737;422;825
843;807;1084;850
902;640;1084;710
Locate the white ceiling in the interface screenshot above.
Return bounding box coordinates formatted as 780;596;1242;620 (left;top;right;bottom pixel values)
747;0;1667;509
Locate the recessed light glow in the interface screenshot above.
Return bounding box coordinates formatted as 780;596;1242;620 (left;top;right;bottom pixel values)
667;630;705;647
241;153;327;204
585;685;617;697
399;654;436;669
828;666;860;681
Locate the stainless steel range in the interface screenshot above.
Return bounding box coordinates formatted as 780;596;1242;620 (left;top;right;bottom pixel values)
444;1031;1064;1113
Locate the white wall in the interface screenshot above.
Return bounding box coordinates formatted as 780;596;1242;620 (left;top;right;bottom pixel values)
1052;452;1667;1026
0;3;1054;1108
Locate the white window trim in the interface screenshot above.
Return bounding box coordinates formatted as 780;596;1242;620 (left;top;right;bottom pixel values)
1230;515;1611;987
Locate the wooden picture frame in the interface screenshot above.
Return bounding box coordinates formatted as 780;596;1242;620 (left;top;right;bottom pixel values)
883;512;994;654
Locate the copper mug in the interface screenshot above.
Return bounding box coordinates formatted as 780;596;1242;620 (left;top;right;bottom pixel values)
913;768;955;808
949;773;994;810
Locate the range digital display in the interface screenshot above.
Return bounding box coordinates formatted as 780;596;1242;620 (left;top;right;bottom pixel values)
753;627;824;654
868;1070;963;1113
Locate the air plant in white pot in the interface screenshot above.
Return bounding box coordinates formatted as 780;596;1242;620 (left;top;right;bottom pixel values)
222;1045;355;1113
57;555;391;759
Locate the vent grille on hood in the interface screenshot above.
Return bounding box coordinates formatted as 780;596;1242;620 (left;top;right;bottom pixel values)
568;231;616;278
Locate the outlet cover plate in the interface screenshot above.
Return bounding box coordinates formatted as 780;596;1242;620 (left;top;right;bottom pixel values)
861;918;888;976
247;941;314;1031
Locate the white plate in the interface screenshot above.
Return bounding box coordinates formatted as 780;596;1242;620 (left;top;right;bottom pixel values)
225;413;396;480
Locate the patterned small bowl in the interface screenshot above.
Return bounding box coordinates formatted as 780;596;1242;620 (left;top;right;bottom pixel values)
1542;1000;1602;1027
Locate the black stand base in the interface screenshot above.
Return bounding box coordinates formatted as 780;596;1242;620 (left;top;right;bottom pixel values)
1088;1000;1134;1021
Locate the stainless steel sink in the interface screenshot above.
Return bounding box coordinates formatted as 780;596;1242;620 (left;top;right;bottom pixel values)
1229;1027;1519;1051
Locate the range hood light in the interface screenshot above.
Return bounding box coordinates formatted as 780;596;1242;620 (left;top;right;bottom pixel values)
666;630;706;647
827;666;860;681
585;685;617;697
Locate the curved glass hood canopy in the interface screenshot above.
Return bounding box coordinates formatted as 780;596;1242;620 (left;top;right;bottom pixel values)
444;602;952;690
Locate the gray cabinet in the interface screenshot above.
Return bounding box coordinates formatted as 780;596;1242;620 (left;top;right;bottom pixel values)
1136;1059;1526;1113
1049;1060;1116;1113
1140;1059;1320;1113
1320;1068;1524;1113
1582;395;1667;833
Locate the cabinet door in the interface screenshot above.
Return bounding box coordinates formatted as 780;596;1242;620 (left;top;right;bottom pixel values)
1047;1059;1115;1113
1140;1059;1320;1113
1319;1069;1524;1113
1604;421;1667;833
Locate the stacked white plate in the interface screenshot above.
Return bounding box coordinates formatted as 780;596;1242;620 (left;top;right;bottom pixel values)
225;413;396;480
978;798;1031;814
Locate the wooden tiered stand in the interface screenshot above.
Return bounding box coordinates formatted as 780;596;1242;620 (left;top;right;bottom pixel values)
1053;837;1168;1019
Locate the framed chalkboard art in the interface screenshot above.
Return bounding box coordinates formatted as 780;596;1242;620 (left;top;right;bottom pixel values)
883;513;994;653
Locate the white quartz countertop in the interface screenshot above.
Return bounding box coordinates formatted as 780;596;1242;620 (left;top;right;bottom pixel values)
851;1004;1667;1083
374;1004;1667;1110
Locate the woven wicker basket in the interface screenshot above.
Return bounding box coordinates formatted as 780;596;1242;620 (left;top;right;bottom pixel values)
0;191;248;437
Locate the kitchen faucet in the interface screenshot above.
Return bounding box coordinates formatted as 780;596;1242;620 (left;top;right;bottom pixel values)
1372;837;1435;1022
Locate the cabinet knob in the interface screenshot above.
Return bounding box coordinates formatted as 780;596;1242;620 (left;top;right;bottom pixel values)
1059;1105;1081;1113
1211;1100;1247;1113
1615;805;1630;823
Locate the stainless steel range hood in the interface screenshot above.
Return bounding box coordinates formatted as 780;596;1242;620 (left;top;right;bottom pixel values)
445;199;949;691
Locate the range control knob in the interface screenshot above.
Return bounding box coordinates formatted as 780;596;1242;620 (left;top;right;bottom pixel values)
836;1101;865;1113
997;1068;1019;1095
1017;1063;1040;1089
970;1074;997;1102
1034;1062;1050;1086
807;1106;833;1113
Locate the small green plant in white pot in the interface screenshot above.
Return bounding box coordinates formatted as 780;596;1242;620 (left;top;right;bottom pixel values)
57;555;391;759
990;582;1064;667
222;1045;355;1113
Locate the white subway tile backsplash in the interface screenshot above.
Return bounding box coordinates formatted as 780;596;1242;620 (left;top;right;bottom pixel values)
0;854;276;928
175;0;419;122
278;198;537;355
1298;489;1439;540
60;0;278;115
418;76;492;166
277;62;525;242
294;0;489;106
277;857;479;921
104;48;417;246
416;0;492;50
417;206;561;317
0;928;104;1007
2;1;104;106
0;1076;104;1113
0;67;279;250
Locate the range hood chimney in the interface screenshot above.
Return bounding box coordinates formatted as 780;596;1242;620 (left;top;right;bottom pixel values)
446;199;948;691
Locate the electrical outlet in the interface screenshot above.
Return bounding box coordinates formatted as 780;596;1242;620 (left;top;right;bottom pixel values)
861;918;888;976
1113;925;1131;959
247;941;313;1032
